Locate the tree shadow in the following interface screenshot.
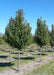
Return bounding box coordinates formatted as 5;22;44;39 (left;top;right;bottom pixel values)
20;57;35;60
35;48;39;50
11;67;18;71
0;56;8;59
13;56;35;60
47;50;54;52
5;50;10;52
0;62;14;67
28;50;35;52
20;52;25;54
11;52;18;54
11;52;24;54
37;53;47;56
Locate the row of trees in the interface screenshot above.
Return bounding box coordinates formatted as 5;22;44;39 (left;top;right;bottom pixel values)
3;9;54;72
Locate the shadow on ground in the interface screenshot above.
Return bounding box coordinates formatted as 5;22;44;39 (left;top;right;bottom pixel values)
28;50;35;52
0;62;14;67
11;52;25;54
13;56;35;60
47;50;54;52
37;53;47;56
11;67;18;71
0;56;8;59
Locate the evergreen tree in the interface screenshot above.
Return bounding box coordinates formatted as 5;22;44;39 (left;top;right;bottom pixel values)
50;24;54;56
5;17;15;61
5;9;31;72
50;24;54;47
5;17;15;46
0;37;4;44
34;17;50;61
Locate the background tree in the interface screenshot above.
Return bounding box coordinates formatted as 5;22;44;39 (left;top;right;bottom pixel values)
50;24;54;56
43;20;50;52
5;17;15;61
5;9;31;72
0;37;4;44
34;17;50;61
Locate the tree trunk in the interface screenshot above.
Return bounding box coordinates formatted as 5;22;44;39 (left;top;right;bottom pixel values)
45;46;47;54
18;50;20;72
37;45;39;50
40;47;41;62
9;47;11;62
52;47;53;57
13;49;14;54
45;46;46;52
26;48;28;56
12;47;14;54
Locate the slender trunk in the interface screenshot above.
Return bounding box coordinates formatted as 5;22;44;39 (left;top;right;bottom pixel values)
45;46;46;52
37;45;38;50
26;48;28;56
13;49;14;54
9;47;11;62
27;49;28;56
40;47;41;62
45;46;47;54
46;46;47;53
18;50;20;72
52;47;53;57
12;47;14;54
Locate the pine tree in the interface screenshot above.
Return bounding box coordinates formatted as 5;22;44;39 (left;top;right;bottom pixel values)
50;24;54;56
34;17;50;61
0;37;4;44
5;17;15;61
5;9;31;72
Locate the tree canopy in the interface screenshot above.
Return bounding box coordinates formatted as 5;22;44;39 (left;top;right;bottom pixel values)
5;9;32;50
50;24;54;47
34;18;50;47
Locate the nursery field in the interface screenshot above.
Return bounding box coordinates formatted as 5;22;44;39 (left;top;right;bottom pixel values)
0;0;54;75
0;43;54;72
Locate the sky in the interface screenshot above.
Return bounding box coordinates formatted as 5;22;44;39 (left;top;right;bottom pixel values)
0;0;54;35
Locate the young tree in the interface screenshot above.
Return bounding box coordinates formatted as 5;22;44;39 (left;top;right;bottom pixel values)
5;17;15;61
50;24;54;56
34;17;50;62
5;9;31;72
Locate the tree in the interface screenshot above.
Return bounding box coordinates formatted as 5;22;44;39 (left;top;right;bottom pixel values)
5;17;15;47
5;9;31;72
50;24;54;56
5;17;15;61
34;17;50;61
0;37;4;44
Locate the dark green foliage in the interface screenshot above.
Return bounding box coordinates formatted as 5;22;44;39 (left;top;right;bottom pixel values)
0;33;4;44
50;24;54;47
0;36;4;44
5;9;31;50
34;18;50;47
5;17;15;47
